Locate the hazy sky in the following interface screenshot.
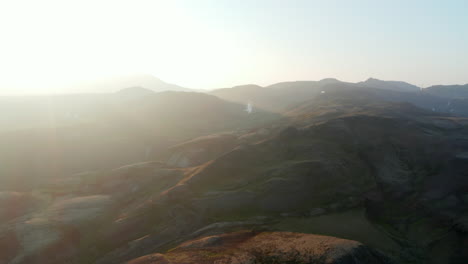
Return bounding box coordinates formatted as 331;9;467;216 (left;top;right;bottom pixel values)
1;0;467;94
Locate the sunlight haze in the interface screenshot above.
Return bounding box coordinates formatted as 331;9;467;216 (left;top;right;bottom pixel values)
3;2;468;263
0;0;467;94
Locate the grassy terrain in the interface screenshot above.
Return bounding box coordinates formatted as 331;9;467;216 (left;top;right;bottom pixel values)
273;208;400;254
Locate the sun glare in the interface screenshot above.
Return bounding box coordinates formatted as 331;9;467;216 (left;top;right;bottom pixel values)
0;0;258;94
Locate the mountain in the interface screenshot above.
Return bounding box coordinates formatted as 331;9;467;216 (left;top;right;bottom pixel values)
0;91;279;191
267;78;345;89
425;84;468;99
211;84;276;111
76;74;193;93
212;78;468;116
211;78;468;116
2;94;468;263
358;77;421;92
116;86;155;97
4;79;468;263
211;79;353;112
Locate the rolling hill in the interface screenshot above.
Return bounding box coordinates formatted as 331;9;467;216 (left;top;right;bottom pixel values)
0;91;279;191
2;79;468;263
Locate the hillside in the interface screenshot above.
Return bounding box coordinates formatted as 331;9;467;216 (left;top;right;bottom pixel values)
2;93;468;263
127;231;389;264
211;79;348;112
358;78;421;92
213;78;468;117
75;74;193;93
2;0;468;263
425;84;468;99
0;91;279;191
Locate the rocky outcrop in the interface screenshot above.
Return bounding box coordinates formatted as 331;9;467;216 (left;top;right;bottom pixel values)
127;231;389;264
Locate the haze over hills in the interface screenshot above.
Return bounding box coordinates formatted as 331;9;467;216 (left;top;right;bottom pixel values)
2;0;468;262
0;76;193;132
358;77;421;93
1;76;468;190
72;74;194;94
425;84;468;99
2;77;468;264
0;90;278;191
211;77;468;115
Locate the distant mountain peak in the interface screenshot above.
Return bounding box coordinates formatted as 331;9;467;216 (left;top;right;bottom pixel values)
425;83;468;99
319;78;341;83
231;84;263;89
117;86;155;96
362;77;413;85
80;74;193;93
359;78;420;92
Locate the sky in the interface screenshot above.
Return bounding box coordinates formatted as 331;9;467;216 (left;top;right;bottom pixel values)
0;0;467;94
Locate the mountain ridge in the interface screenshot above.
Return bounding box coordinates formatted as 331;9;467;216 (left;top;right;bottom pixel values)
2;77;468;263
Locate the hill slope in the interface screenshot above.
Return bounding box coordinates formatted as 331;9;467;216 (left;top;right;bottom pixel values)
2;97;467;263
358;77;421;92
78;74;193;93
127;231;389;264
212;78;468;116
3;81;468;263
0;91;279;191
425;84;468;99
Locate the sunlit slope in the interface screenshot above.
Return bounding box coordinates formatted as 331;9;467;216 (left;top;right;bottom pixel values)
2;89;468;263
0;91;279;191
